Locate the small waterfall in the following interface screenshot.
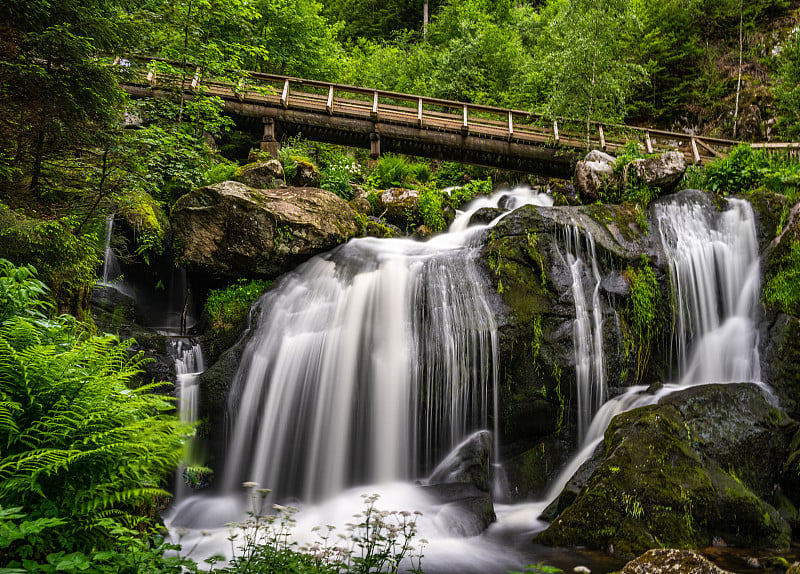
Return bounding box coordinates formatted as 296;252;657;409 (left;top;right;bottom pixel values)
171;338;206;502
99;214;122;286
559;225;606;443
656;196;761;384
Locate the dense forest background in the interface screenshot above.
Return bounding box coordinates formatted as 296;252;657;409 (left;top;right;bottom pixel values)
1;0;800;571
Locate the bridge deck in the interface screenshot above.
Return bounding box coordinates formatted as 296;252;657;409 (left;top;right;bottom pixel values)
117;57;799;175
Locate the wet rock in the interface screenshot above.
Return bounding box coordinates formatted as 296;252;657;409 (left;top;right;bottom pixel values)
172;182;358;284
363;217;401;238
574;150;617;203
468;207;505;227
624;151;686;193
420;483;496;536
537;384;793;557
619;549;734;574
380;187;419;229
428;430;492;492
235;159;284;189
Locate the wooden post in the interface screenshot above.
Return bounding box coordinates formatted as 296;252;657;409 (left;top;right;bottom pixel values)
598;125;606;150
553;121;560;144
260;117;280;157
371;91;379;119
690;137;701;164
508;112;514;139
326;85;334;115
417;97;423;127
190;66;201;90
462;105;469;134
146;69;156;85
370;132;381;160
645;131;653;154
281;79;290;108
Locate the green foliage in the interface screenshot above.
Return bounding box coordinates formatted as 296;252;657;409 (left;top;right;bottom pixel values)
0;261;190;563
448;178;493;209
226;488;425;574
626;255;660;383
702;145;771;194
204;279;271;331
417;185;447;232
0;260;52;325
369;155;430;189
278;137;318;183
765;239;800;316
776;29;800;139
114;192;168;265
0;205;100;316
320;155;361;200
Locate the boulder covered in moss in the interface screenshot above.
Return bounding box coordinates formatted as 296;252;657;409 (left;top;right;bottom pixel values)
623;151;686;192
618;549;734;574
172;181;358;284
234;159;285;189
380;187;419;228
537;383;793;558
574;150;617;202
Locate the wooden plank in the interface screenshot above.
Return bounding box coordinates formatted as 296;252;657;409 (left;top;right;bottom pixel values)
281;79;289;108
645;131;653;154
690;138;701;164
326;85;334;114
418;97;423;127
508;112;514;139
553;121;559;144
598;125;606;150
694;138;723;158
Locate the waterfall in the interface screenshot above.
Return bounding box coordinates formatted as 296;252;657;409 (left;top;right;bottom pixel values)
171;338;206;502
559;225;606;443
99;214;122;286
656;196;761;384
221;188;552;502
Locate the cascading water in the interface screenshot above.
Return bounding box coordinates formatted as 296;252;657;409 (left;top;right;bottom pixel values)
171;339;206;502
559;225;606;442
221;188;550;502
656;196;761;384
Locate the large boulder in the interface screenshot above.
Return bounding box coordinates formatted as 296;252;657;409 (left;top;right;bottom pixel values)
235;160;285;189
537;383;793;558
172;182;358;283
574;150;617;202
624;151;686;192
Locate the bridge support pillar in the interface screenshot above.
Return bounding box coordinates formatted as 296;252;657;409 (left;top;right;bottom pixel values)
260;117;281;158
369;132;380;160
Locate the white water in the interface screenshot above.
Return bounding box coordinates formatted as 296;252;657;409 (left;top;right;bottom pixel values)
559;225;606;442
166;190;762;572
503;193;765;533
170;339;206;503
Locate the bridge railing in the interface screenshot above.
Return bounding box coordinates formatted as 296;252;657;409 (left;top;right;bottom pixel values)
115;55;798;165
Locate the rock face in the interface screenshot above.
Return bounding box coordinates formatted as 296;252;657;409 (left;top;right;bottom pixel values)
235;160;285;189
537;384;794;558
428;430;492;492
481;200;668;498
574;150;617;202
619;549;734;574
380;187;419;228
624;151;686;191
172;181;358;283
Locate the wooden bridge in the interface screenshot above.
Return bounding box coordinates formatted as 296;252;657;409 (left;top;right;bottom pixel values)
118;57;798;177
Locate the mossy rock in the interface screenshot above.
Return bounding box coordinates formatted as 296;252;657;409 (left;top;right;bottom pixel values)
537;384;792;557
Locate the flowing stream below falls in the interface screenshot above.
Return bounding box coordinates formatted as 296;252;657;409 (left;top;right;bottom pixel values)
164;187;767;573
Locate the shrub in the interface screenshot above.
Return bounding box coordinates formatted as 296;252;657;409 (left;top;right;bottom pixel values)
370;155;430;189
320;156;361;200
418;185;447;232
0;261;190;563
204;279;271;331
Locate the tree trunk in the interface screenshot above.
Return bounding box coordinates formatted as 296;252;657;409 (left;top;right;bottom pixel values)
423;0;429;40
733;0;743;139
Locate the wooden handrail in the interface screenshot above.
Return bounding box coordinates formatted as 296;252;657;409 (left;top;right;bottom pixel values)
115;54;798;163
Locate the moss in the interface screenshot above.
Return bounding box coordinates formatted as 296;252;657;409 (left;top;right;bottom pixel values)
203;278;271;361
115;191;168;265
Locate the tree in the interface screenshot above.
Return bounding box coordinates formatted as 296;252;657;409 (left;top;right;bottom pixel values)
775;29;800;139
531;0;645;133
0;0;134;193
